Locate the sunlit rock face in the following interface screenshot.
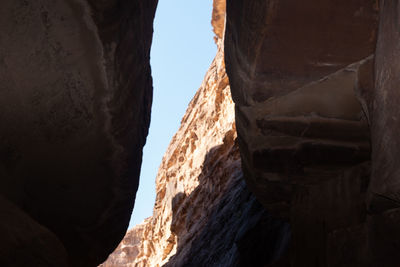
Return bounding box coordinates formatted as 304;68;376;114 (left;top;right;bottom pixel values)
225;0;400;266
99;219;149;267
102;1;290;266
0;0;157;266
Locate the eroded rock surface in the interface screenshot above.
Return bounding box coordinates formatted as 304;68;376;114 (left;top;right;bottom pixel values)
225;0;400;266
0;195;68;267
102;3;289;266
0;0;157;266
99;219;149;267
225;0;378;215
365;1;400;265
13;0;399;265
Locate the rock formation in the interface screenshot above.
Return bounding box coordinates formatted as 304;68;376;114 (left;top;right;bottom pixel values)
104;0;400;266
0;0;157;266
99;219;150;267
225;0;399;266
3;0;400;266
102;1;290;266
365;1;400;264
225;0;378;215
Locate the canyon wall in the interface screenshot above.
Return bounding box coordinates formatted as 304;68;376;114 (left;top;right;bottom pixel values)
105;0;400;266
366;1;400;263
4;0;400;265
225;0;378;214
0;0;157;266
102;2;290;265
100;219;150;267
225;0;400;266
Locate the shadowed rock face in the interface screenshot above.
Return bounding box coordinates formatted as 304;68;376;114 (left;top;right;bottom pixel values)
5;0;400;266
0;195;68;267
0;0;157;266
366;1;400;264
225;0;378;209
369;0;400;211
225;0;379;106
225;0;400;266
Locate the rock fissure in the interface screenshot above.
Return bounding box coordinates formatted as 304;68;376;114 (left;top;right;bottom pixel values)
3;0;400;266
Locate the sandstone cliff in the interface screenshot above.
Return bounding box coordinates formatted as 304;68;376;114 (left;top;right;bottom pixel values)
135;38;238;266
100;219;150;267
0;1;157;266
102;1;290;266
104;0;400;266
7;0;400;265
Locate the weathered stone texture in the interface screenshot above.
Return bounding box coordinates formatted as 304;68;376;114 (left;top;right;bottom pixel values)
225;0;378;212
0;0;157;266
99;219;149;267
212;0;226;40
127;34;242;267
366;1;400;265
102;2;290;265
224;0;400;266
10;0;399;265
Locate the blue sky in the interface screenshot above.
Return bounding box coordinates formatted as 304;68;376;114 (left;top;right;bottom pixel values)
129;1;216;228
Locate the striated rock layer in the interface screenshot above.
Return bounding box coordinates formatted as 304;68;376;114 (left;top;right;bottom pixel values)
0;0;157;266
102;2;289;266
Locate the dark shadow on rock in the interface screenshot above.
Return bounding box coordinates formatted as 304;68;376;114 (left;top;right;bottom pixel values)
164;141;291;267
